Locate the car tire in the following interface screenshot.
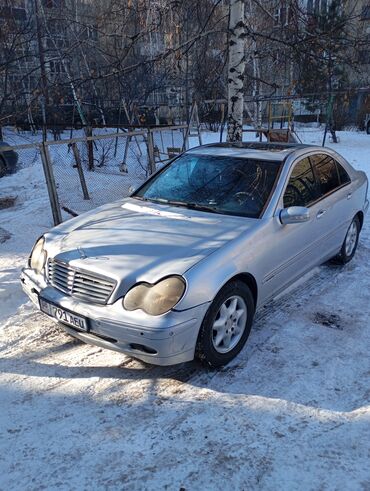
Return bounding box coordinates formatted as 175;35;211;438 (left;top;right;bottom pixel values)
195;280;255;368
0;157;7;178
333;215;360;264
367;123;370;135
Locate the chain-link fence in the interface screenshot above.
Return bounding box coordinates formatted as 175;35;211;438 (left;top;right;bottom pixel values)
1;142;52;216
43;130;149;221
149;125;187;168
7;126;188;226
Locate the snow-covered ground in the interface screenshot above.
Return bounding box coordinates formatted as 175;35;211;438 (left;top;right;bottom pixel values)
1;128;370;490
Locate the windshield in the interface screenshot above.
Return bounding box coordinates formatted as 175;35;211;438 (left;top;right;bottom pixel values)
133;153;281;218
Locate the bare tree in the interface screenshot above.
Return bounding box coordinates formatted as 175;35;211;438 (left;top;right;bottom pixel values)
227;0;246;142
1;0;368;137
0;4;39;132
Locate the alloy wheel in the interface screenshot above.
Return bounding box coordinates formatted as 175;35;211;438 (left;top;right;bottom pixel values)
211;295;247;354
345;221;358;257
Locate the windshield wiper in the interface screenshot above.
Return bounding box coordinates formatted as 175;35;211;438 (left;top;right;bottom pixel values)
178;202;222;214
131;196;149;202
132;196;166;204
135;197;186;206
133;196;222;214
165;199;222;214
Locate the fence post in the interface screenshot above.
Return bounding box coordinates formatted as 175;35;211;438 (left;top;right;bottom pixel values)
40;143;62;225
147;129;156;175
70;142;90;200
123;133;131;167
182;127;188;151
86;126;94;170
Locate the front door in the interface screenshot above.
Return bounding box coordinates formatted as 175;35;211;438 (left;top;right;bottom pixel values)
259;155;340;301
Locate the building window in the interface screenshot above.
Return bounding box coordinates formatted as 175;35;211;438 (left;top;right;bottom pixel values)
359;50;370;64
273;3;291;27
49;60;66;74
81;26;98;41
43;0;64;8
273;6;281;26
0;0;25;6
307;0;335;15
361;5;370;20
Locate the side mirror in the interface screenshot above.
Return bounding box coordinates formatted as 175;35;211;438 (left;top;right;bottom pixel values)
280;206;310;225
128;185;136;195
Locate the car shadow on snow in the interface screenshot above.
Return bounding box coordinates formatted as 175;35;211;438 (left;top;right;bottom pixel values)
2;256;370;414
2;284;369;416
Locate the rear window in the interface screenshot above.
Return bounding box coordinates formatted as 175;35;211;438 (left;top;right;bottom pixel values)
310;154;341;196
337;162;351;185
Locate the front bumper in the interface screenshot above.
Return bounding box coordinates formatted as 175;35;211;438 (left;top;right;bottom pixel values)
20;268;210;366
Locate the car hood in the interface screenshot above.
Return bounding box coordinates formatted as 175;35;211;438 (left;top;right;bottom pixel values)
45;198;256;298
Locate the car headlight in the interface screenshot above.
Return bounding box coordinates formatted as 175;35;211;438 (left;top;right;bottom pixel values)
29;236;47;273
123;276;186;316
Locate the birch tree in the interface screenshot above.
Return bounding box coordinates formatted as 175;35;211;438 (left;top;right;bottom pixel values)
227;0;246;142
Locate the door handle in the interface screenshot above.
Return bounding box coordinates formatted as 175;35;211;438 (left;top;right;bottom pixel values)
347;193;352;200
316;209;327;219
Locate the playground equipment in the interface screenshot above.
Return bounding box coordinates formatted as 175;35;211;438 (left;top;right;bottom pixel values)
263;100;300;143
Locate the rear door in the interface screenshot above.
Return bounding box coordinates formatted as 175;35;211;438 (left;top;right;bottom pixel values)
309;153;352;254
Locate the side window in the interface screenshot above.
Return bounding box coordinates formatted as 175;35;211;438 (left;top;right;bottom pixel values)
283;157;318;208
337;162;351;185
310;154;340;197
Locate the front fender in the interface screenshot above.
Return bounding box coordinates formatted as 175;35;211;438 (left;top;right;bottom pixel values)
174;220;268;311
175;251;241;311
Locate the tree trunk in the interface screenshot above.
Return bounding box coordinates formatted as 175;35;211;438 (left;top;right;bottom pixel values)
227;0;246;142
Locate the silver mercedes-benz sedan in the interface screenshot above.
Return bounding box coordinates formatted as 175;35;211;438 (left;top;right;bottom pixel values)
21;142;369;367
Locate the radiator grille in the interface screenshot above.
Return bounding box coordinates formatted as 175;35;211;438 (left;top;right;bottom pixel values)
48;259;116;305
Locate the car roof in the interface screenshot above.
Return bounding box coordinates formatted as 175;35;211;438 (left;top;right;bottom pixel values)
186;142;317;162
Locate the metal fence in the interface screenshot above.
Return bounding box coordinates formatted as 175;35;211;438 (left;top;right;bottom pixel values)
9;126;188;226
43;130;149;222
149;125;187;167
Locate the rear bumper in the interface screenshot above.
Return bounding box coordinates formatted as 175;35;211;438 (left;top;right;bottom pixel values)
20;268;210;366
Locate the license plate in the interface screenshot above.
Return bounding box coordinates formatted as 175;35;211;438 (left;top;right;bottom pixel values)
39;297;89;332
